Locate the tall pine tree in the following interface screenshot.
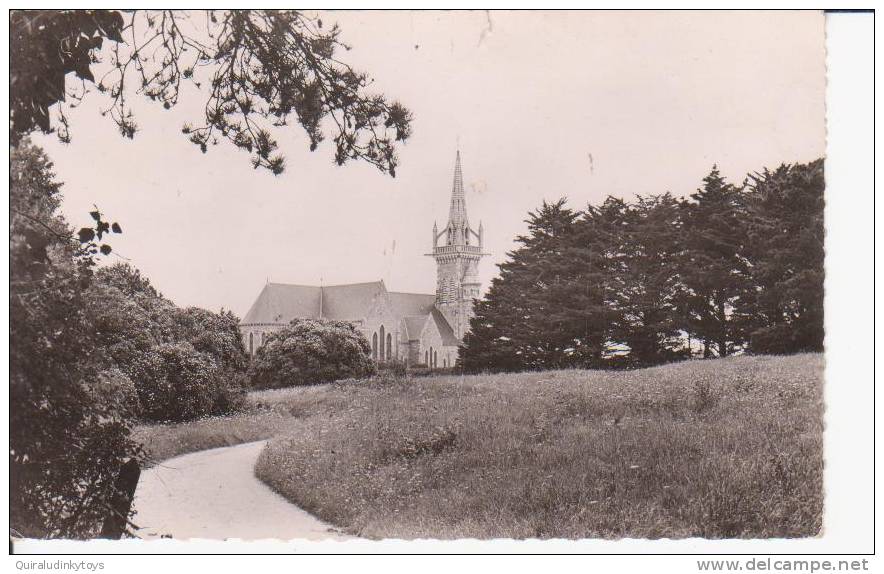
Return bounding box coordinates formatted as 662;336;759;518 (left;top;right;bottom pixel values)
564;198;623;367
607;194;688;366
460;199;581;371
679;167;753;357
741;160;825;353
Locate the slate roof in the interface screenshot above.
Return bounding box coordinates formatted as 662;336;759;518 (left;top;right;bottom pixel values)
402;315;429;340
242;282;452;340
321;281;386;320
241;283;321;324
430;308;460;346
389;291;436;317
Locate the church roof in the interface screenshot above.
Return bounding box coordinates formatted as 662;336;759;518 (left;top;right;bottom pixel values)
242;283;321;324
401;310;458;346
243;281;388;324
402;315;429;340
321;281;386;320
242;281;447;331
389;291;436;317
430;308;461;347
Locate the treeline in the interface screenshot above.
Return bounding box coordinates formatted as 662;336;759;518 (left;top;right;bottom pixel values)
11;141;249;538
460;160;824;372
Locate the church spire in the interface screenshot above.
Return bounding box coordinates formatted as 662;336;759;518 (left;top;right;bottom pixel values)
446;150;470;245
428;148;487;341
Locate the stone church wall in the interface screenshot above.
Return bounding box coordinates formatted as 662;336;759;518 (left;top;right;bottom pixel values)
359;292;403;364
418;320;458;369
241;323;285;356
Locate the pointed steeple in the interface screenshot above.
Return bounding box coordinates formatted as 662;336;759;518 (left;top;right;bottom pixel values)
447;150;470;245
427;147;488;342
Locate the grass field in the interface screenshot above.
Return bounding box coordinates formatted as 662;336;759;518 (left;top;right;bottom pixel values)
248;354;823;539
133;383;371;464
135;354;823;539
134;409;288;466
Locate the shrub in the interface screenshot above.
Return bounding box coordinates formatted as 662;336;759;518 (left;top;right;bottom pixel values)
90;265;249;422
173;306;249;374
249;319;376;389
748;324;815;356
379;359;407;378
691;377;719;413
212;371;249;414
92;367;140;414
136;342;228;423
172;306;250;414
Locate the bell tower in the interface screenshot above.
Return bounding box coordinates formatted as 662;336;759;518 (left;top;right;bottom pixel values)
428;151;487;340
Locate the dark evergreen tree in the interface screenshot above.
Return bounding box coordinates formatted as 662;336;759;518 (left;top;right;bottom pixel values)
741;160;825;353
567;197;628;367
460;159;825;374
607;194;688;366
680;167;753;357
460;199;582;371
459;277;526;373
519;201;590;368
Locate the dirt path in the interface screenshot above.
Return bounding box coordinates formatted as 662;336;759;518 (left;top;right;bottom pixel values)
132;440;351;541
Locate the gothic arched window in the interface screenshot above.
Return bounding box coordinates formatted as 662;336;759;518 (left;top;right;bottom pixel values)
372;332;378;360
386;333;392;361
249;332;254;355
379;325;386;362
425;350;429;366
434;350;438;368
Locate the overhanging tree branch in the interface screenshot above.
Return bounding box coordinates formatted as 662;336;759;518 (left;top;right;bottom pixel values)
10;9;413;177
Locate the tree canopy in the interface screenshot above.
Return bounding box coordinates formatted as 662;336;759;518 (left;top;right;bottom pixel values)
10;140;142;538
460;160;826;373
10;10;412;176
10;141;251;536
680;166;754;358
741;160;825;353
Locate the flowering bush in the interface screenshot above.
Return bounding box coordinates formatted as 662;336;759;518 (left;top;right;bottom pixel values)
249;319;375;389
136;342;229;423
90;264;249;422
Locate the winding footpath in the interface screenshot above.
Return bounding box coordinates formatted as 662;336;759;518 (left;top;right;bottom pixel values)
132;440;351;541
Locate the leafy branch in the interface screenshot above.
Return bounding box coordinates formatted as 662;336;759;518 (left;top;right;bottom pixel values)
77;206;123;257
10;10;413;176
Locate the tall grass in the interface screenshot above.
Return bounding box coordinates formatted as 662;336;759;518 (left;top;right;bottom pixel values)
132;390;340;465
253;354;824;539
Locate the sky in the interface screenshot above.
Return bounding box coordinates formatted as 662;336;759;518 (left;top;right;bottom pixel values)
32;10;826;317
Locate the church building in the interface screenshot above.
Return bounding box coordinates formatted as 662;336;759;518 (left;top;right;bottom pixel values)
239;151;486;368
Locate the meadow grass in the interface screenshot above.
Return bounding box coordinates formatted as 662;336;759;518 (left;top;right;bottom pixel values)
134;398;295;465
133;385;363;464
250;354;824;539
135;354;823;539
